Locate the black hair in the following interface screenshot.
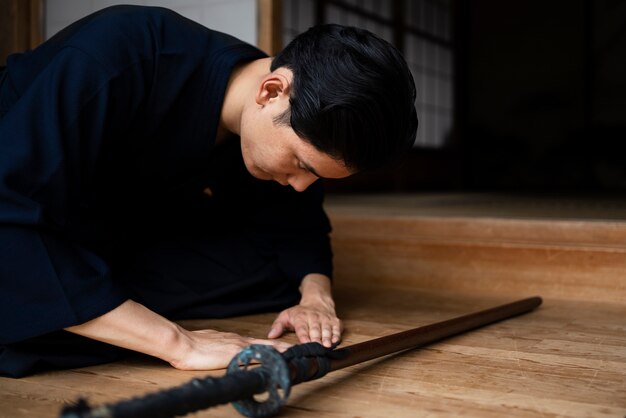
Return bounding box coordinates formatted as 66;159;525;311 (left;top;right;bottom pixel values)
271;24;418;172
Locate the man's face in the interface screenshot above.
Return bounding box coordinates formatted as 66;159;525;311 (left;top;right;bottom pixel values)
239;70;352;192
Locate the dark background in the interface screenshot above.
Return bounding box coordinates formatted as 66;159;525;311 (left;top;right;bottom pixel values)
324;0;626;194
3;0;626;195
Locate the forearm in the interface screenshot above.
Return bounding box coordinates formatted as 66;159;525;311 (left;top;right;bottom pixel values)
64;299;186;364
65;299;292;370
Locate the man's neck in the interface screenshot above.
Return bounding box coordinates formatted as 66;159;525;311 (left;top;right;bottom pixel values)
218;57;272;142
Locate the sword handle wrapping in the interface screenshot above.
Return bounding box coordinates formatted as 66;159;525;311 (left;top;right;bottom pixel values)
60;344;293;418
60;369;268;418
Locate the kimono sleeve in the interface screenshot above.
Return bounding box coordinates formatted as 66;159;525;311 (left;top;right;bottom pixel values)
0;48;135;344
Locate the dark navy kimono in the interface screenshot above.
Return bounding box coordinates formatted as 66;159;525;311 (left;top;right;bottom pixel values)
0;6;333;377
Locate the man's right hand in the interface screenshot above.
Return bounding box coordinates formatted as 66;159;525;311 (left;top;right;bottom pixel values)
65;299;291;371
169;328;292;370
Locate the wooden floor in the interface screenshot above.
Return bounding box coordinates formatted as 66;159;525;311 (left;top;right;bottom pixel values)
1;193;625;418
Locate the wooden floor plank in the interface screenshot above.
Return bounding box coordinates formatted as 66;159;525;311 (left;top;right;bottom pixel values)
1;285;624;418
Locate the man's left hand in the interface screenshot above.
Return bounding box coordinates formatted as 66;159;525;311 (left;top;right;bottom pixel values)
267;273;342;347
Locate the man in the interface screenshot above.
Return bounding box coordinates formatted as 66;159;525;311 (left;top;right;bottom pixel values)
0;5;417;377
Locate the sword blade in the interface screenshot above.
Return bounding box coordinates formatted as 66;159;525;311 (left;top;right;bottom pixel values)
329;296;542;371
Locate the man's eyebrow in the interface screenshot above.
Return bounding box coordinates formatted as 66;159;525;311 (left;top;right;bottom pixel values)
301;161;325;179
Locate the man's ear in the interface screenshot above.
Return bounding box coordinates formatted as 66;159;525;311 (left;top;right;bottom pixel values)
255;71;291;106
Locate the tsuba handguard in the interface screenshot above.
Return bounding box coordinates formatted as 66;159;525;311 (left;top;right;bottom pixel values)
227;344;291;418
227;342;346;417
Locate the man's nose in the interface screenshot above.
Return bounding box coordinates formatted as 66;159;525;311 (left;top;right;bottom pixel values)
288;173;318;192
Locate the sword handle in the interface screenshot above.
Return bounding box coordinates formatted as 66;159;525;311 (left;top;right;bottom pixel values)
60;345;290;418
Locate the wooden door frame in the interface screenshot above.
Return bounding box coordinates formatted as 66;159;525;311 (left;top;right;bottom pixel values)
0;0;44;65
257;0;282;55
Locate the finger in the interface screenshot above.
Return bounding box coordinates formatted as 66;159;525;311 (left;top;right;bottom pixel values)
321;326;333;347
268;311;292;339
308;324;322;344
249;338;293;353
273;341;294;352
267;322;285;339
331;323;342;344
295;322;311;343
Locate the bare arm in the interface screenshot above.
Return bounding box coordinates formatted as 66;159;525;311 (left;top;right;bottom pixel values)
268;273;343;347
65;299;291;370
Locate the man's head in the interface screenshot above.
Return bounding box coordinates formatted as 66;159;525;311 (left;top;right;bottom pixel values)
271;24;418;172
237;24;417;192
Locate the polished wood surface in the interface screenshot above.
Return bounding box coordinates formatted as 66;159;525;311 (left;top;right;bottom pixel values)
327;193;626;303
1;193;624;417
1;287;624;418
